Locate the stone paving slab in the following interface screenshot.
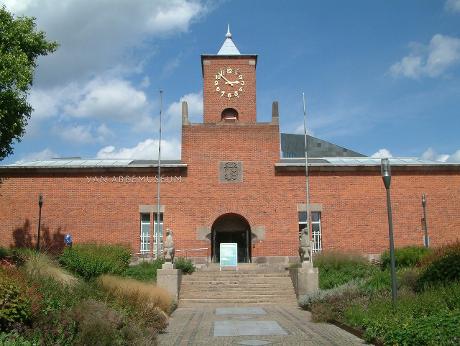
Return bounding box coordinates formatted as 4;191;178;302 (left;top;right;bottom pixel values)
214;320;288;337
158;304;368;346
216;307;267;315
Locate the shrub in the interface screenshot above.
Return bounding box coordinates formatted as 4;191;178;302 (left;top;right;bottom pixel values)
0;247;11;260
72;299;126;346
24;252;78;287
99;275;172;315
381;246;431;270
299;279;362;311
0;332;38;345
0;268;32;330
123;258;164;282
416;249;460;290
359;269;393;294
59;244;131;280
313;251;376;289
344;282;460;345
174;257;195;274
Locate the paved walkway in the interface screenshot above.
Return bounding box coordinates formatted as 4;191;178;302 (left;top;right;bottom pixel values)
158;305;367;345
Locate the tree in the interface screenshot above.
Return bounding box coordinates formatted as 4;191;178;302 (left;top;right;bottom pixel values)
0;7;58;160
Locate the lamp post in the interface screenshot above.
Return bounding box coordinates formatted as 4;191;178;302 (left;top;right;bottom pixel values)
422;193;429;247
37;193;43;251
381;158;397;304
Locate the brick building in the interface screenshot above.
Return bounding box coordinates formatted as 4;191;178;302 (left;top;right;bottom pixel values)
1;30;460;263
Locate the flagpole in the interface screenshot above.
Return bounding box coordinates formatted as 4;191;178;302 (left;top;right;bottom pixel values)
302;92;312;263
156;90;163;259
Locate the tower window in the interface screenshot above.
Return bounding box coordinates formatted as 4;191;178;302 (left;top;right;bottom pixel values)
221;108;238;121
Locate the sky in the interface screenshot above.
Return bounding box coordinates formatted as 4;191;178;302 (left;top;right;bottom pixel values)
1;0;460;163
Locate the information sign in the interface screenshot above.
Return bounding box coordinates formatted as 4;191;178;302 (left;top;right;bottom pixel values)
220;243;238;268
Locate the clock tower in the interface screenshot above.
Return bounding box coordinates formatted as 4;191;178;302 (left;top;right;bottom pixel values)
201;27;257;123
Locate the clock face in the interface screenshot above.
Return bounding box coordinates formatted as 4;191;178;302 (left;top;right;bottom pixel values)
214;67;245;99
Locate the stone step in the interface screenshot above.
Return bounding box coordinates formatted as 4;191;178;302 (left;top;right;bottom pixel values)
179;298;298;305
182;276;291;281
181;293;295;299
185;272;291;277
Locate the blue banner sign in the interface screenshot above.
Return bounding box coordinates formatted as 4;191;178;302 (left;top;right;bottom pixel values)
220;243;238;268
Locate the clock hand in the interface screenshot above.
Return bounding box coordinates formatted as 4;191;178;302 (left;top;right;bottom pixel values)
225;80;240;86
219;72;231;83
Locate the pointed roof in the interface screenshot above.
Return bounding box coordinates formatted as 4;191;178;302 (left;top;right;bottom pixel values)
217;25;241;55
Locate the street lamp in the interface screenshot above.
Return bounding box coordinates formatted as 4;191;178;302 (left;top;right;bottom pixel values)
422;193;429;247
37;193;43;251
381;158;397;304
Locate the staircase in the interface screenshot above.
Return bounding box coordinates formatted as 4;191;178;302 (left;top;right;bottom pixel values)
179;264;298;306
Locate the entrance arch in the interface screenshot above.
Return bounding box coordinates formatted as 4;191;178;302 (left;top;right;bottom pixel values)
211;213;251;263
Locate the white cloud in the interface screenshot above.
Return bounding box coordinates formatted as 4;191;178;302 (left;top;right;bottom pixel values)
371;148;393;158
420;147;460;162
64;78;149;121
3;0;208;87
15;148;58;163
164;91;203;130
96;138;180;160
53;123;114;144
445;0;460;13
389;34;460;78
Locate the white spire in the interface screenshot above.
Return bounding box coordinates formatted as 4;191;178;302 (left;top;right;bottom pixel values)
217;25;240;55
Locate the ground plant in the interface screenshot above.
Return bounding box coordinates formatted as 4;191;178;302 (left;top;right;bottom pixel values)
301;245;460;345
313;251;376;289
59;244;131;280
174;257;195;274
380;245;431;269
0;248;169;344
123;258;164;282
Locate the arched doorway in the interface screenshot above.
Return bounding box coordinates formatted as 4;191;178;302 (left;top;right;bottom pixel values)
211;213;251;263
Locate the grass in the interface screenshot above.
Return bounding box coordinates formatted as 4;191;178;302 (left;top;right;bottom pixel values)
24;251;78;286
99;274;173;314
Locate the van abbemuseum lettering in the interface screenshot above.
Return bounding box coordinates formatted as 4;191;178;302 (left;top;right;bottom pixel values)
85;175;183;183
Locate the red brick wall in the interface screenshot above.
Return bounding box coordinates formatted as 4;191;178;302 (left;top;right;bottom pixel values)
202;56;257;124
1;165;459;257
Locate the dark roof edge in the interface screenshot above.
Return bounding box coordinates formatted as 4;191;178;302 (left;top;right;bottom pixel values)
275;162;460;173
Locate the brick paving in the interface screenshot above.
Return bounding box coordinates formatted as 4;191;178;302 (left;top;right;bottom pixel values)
158;304;367;346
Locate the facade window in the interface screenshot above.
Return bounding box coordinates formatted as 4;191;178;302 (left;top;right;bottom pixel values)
140;213;150;254
298;211;322;252
140;212;164;256
154;212;164;257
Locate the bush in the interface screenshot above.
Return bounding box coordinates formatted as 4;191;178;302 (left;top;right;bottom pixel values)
0;247;11;260
313;251;376;289
381;246;431;270
344;282;460;345
174;257;195;274
72;299;127;346
59;244;131;280
299;279;362;311
0;268;32;330
416;249;460;290
123;258;164;282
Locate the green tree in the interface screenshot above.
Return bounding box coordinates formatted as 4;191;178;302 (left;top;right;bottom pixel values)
0;7;58;160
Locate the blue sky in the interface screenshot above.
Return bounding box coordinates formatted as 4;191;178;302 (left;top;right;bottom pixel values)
2;0;460;163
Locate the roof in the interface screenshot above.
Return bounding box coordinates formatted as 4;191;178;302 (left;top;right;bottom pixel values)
1;159;186;170
281;133;365;158
276;157;460;172
217;25;241;55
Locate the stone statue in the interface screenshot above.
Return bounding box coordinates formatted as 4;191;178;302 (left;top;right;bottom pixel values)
163;229;175;263
298;227;312;263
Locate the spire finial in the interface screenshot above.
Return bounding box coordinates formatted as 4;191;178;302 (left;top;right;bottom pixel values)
226;24;231;38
